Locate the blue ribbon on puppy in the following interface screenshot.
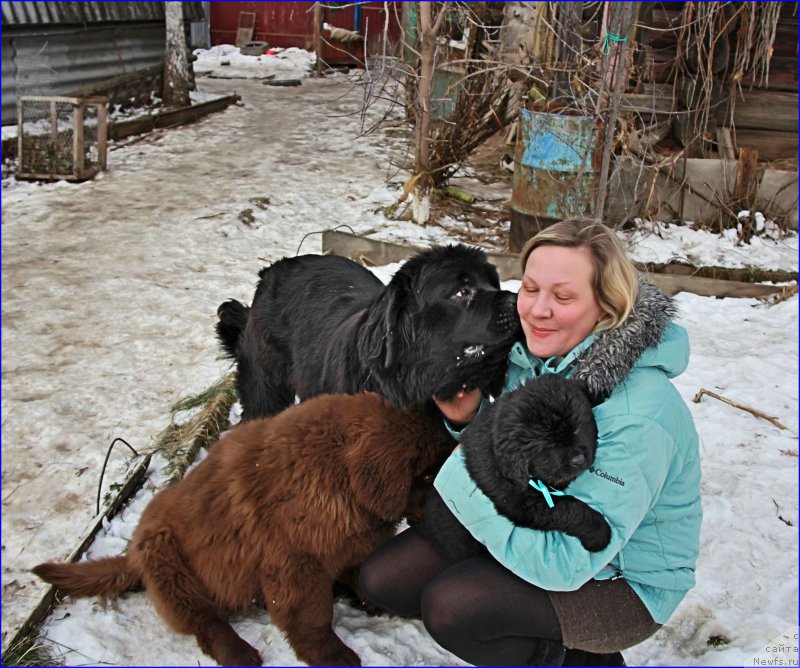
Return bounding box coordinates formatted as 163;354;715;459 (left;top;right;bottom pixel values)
528;479;565;509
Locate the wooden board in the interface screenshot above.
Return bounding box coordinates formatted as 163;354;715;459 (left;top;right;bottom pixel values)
108;94;241;142
321;230;790;299
731;128;799;163
235;11;256;48
715;90;798;133
322;230;520;281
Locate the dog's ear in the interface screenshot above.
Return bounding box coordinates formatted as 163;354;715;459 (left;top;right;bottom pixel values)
345;433;417;521
358;277;412;371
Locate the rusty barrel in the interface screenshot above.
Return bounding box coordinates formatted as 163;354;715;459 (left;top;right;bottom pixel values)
510;109;601;252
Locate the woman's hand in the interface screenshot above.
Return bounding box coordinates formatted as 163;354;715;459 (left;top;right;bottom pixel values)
434;386;482;425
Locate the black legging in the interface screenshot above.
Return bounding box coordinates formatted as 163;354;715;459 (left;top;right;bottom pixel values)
359;526;564;666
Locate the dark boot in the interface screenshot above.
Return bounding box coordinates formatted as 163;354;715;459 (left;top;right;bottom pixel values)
561;649;625;666
526;638;567;665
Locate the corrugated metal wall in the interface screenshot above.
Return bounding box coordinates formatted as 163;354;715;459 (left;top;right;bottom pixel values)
190;2;211;49
3;23;166;124
1;34;16;122
2;2;204;26
2;1;207;125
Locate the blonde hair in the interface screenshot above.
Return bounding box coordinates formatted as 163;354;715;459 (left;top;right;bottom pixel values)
519;218;639;331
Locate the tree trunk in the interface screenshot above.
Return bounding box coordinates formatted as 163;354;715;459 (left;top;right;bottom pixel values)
594;1;636;221
551;2;583;103
411;2;446;225
163;2;192;107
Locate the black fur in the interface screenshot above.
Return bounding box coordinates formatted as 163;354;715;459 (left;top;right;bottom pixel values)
216;246;522;420
420;374;612;560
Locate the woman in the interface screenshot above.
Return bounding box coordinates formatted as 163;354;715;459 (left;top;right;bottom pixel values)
359;219;702;666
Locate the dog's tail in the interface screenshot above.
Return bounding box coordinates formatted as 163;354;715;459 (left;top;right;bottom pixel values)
216;299;250;359
33;555;141;597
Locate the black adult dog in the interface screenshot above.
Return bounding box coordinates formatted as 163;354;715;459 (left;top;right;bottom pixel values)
216;245;521;420
420;374;612;559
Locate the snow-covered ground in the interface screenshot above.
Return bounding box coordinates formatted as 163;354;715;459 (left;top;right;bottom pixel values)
2;48;798;666
193;44;317;80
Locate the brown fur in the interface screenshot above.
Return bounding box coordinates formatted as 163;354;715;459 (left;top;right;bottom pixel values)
33;393;453;666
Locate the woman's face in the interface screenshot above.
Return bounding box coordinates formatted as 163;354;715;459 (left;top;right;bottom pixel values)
518;244;603;359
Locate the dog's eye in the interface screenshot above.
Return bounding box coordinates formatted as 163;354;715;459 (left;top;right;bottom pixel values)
452;287;474;299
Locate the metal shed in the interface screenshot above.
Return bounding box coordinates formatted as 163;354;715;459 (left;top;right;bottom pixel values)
2;1;205;125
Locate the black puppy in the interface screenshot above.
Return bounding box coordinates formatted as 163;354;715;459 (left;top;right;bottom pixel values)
217;245;521;420
420;374;612;559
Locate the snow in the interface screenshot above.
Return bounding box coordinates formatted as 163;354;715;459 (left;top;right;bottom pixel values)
624;220;797;273
193;45;317;80
2;48;798;666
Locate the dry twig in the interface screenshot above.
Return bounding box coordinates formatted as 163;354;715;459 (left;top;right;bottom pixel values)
692;388;787;430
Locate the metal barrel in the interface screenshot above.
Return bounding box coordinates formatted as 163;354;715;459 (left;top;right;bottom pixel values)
510;109;601;251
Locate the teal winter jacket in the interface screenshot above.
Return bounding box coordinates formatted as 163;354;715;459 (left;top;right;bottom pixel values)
434;281;702;625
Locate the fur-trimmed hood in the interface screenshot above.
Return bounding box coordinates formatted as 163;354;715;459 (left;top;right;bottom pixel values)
507;276;683;404
572;276;680;403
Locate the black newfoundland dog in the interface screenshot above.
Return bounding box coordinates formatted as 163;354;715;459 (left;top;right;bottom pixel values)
420;374;612;560
216;245;522;420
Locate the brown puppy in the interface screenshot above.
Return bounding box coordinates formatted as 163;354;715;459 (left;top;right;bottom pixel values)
33;393;453;666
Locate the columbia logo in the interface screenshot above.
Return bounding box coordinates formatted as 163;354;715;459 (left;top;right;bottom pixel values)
589;466;625;486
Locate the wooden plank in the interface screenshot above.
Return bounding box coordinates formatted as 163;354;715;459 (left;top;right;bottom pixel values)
640;261;797;285
731;128;799;162
322;230;420;266
734;147;759;203
16;171;79;182
19;95;83;105
108;94;240;141
235;11;256;47
321;230;790;298
108;115;156;141
73;103;85;179
715;127;735;160
756;169;798;219
152;94;241;130
619;93;674;115
3;453;153;654
97;102;108;171
322;230;522;281
644;273;786;299
742;66;798;93
715;90;798;132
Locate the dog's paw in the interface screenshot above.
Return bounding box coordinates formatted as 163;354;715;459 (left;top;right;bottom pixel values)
324;646;362;666
578;517;612;552
213;639;262;666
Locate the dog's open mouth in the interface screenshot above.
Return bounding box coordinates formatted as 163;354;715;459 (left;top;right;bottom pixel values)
456;344;485;366
463;344;484;358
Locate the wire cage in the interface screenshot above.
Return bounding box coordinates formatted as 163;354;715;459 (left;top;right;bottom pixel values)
16;96;108;182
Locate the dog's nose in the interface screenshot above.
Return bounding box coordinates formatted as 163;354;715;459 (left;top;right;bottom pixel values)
495;290;517;309
570;454;587;470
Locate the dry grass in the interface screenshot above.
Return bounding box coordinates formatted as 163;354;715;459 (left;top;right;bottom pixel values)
152;372;238;485
1;634;60;666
